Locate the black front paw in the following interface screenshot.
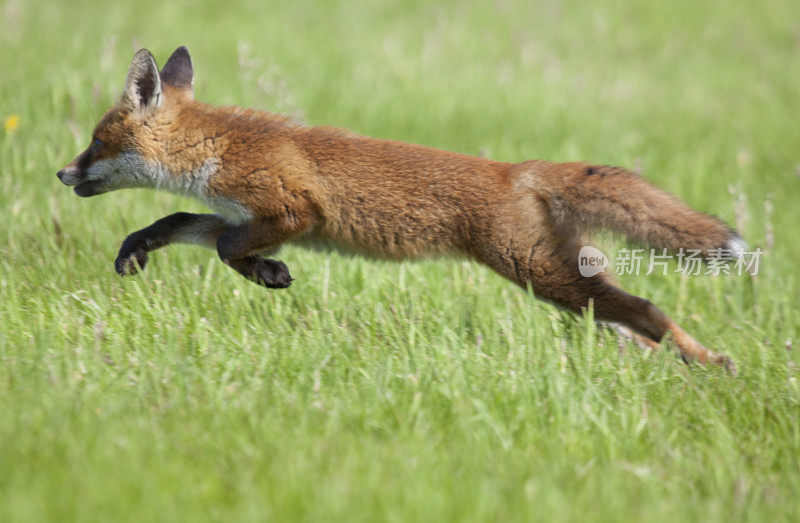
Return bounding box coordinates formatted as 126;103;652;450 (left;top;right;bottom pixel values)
252;258;293;288
114;236;149;276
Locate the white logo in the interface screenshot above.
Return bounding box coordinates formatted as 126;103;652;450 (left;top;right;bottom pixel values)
578;245;608;277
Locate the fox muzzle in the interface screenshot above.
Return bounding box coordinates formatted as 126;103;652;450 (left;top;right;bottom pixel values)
57;148;107;197
56;165;81;186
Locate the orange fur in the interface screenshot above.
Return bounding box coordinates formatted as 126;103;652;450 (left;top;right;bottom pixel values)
57;47;741;373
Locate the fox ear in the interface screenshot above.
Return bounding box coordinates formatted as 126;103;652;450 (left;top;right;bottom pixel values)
122;49;162;112
160;46;194;95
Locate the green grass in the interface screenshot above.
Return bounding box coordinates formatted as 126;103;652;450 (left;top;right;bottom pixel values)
2;0;799;520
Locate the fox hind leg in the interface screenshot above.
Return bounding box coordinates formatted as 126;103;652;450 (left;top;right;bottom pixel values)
603;322;660;352
483;232;735;372
579;275;735;372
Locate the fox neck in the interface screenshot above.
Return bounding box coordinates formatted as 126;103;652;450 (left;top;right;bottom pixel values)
136;154;219;198
134;103;225;196
139;102;291;193
120;102;293;222
134;152;252;224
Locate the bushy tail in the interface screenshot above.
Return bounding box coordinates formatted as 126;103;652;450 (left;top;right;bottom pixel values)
522;160;744;257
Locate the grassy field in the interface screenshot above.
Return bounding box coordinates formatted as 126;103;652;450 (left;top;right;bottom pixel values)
2;0;799;520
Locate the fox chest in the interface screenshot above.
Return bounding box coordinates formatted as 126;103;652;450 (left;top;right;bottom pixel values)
202;195;254;225
155;159;253;225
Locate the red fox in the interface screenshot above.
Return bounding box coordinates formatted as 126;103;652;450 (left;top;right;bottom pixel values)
58;47;744;372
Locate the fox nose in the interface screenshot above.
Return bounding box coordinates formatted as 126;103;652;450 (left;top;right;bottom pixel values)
57;167;80;185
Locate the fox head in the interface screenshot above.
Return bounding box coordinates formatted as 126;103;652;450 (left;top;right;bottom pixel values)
57;47;197;197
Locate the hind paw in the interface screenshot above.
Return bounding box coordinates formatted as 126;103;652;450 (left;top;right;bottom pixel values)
712;353;738;375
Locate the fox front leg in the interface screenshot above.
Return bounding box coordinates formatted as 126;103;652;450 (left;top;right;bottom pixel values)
216;212;316;289
114;212;293;288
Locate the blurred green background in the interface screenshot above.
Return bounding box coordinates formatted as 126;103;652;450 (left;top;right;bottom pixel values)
1;0;799;520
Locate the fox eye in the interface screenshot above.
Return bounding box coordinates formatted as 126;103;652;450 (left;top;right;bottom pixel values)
91;139;103;153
